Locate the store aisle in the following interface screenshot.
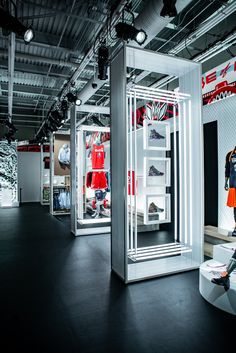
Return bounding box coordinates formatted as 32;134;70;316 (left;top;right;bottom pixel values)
0;204;235;353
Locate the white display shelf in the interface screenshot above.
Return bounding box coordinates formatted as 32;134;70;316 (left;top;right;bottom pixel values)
143;120;171;151
144;157;171;187
144;193;171;225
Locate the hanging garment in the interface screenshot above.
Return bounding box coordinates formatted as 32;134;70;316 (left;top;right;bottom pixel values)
91;172;107;189
91;144;105;169
65;191;70;209
86;172;93;188
43;156;50;169
53;193;60;210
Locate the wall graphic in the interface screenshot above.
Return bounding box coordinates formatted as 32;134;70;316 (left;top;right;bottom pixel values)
0;141;18;206
54;134;70;176
202;57;236;105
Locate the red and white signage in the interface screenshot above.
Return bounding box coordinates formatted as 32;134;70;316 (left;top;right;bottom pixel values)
202;57;236;105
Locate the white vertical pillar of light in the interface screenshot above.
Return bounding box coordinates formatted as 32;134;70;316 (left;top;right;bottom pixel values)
188;99;193;246
134;91;138;255
129;92;133;251
126;95;130;251
178;103;183;243
173;105;178;241
183;101;188;244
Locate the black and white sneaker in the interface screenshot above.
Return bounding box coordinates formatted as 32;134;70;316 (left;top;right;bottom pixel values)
149;129;165;140
148;202;164;213
148;165;164;176
211;275;230;291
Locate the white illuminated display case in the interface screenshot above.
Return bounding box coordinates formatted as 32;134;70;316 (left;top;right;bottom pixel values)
40;144;50;205
50;132;71;216
111;45;203;283
70;117;111;236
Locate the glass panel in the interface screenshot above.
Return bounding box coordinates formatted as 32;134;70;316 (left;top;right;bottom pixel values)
77;127;111;226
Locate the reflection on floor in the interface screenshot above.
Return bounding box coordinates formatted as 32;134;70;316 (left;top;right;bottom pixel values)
0;203;235;353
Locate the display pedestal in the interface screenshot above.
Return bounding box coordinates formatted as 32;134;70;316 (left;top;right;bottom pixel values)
199;242;236;315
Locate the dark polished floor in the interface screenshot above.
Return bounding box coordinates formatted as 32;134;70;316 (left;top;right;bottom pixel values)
0;203;235;353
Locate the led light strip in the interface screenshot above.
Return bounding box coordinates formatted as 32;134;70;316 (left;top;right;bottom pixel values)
132;85;191;98
128;242;180;251
128;243;185;255
126;95;130;251
173;105;178;241
128;248;192;262
134;91;138;255
183;101;188;244
188;100;193;246
130;89;189;101
178;103;183;243
130;93;179;104
129;92;133;251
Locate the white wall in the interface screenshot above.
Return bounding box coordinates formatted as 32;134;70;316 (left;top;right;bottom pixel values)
203;95;236;231
18;152;40;202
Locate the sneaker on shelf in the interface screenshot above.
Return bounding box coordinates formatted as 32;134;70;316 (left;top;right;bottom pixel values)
211;275;230;291
149;129;165;140
148;165;164;176
231;228;236;236
148;202;164;213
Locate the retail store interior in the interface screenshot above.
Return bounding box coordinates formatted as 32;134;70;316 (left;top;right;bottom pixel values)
1;1;236;352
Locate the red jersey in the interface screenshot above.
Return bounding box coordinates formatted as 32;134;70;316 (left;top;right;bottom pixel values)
91;144;105;169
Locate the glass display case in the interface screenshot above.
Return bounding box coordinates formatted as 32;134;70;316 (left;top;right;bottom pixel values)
50;132;71;215
111;44;203;283
70;116;111;236
40;144;50;205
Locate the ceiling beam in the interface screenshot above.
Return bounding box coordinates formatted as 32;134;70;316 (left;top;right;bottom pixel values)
19;0;104;24
1;82;61;96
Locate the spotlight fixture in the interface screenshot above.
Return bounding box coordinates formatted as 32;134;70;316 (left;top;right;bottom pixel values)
97;44;109;80
0;8;35;44
115;22;147;45
114;2;147;46
160;0;177;18
66;92;82;106
75;98;82;106
66;92;76;103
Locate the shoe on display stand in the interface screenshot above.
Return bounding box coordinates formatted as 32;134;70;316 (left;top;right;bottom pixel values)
148;202;164;213
211;275;230;291
149;129;165;140
148;165;164;176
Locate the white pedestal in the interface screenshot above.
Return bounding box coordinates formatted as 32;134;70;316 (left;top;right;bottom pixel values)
199;243;236;315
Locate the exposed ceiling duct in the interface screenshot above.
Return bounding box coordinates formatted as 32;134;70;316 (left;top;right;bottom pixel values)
131;0;192;48
74;0;193;108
